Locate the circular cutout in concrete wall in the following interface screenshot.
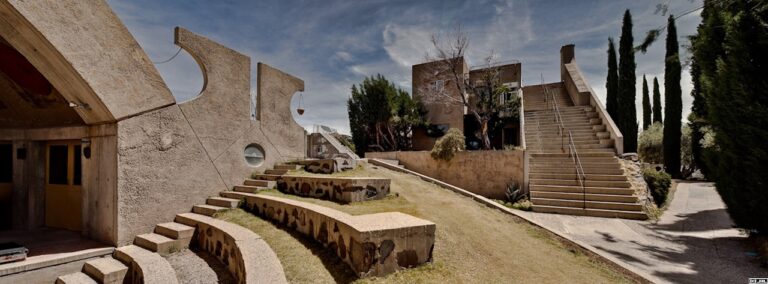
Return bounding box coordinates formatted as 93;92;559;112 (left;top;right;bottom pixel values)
244;144;265;167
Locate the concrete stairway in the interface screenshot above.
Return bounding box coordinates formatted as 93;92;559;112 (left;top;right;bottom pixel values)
524;89;646;220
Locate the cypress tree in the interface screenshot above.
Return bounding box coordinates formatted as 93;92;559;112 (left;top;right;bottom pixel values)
618;10;637;152
641;75;651;130
663;15;682;178
652;77;662;123
706;0;768;232
606;38;619;120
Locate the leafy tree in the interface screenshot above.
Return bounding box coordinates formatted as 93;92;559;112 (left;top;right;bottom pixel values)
652;77;662;123
702;0;768;232
618;10;638;152
347;75;426;156
423;28;521;150
638;122;664;164
663;15;682;178
606;38;619;120
642;75;652;130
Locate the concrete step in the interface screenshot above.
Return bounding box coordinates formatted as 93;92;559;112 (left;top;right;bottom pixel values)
113;245;179;284
134;233;186;256
83;257;128;284
55;272;97;284
192;204;228;216
274;164;301;170
531;162;620;169
531;198;643;212
220;191;250;200
530;179;630;188
532;156;617;163
530;173;627;181
530;185;634;195
530;167;624;175
243;179;276;188
529;144;612;150
531;152;615;158
251;174;282;181
530;191;638;203
154;222;194;240
264;168;288;175
528;149;616;155
234;185;268;193
206;196;240;208
532;205;647;220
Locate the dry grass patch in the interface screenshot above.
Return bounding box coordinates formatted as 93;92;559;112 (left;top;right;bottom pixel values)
220;163;639;283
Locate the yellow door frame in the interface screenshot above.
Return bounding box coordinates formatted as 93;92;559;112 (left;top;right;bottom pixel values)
45;140;82;231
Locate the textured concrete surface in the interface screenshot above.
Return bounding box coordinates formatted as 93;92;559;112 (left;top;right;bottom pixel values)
520;182;768;284
366;150;524;199
175;212;287;284
257;63;306;161
233;192;435;277
0;0;173;124
277;175;390;203
117;105;227;246
166;249;235;284
292;158;356;174
114;245;179;284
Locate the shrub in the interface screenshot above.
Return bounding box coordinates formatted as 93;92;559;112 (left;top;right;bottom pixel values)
430;128;465;161
638;122;664;164
643;168;672;207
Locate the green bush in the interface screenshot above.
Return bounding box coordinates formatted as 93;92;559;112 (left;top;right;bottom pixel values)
643;168;672;207
430;128;465;161
638;122;664;164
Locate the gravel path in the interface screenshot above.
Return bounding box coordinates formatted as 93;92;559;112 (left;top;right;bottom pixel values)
165;248;235;284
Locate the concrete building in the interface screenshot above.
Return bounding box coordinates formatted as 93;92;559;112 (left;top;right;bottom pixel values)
0;0;306;270
411;58;522;150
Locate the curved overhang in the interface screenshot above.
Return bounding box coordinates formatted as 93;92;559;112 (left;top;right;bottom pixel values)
0;0;175;125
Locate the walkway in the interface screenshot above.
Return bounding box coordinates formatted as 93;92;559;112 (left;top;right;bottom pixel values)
521;182;767;283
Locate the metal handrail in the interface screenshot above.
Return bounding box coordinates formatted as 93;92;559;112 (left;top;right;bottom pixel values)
568;131;587;209
541;76;587;210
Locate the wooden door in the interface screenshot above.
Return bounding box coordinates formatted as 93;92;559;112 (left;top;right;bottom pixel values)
45;140;82;231
0;143;12;230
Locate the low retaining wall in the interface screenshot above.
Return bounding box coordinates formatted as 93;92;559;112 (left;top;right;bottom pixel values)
290;158;355;174
277;175;390;203
230;192;435;277
175;213;287;284
365;150;525;199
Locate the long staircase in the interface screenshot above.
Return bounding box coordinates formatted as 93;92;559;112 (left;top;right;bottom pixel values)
524;83;646;220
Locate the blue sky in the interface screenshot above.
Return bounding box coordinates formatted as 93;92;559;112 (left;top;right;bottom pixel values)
108;0;703;135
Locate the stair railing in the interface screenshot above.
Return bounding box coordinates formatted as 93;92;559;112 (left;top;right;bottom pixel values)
567;131;587;209
541;77;588;210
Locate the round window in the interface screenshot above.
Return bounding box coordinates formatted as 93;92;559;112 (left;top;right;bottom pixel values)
244;144;265;167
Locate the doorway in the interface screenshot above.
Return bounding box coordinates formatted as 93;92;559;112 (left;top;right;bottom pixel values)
0;142;11;230
45;140;82;231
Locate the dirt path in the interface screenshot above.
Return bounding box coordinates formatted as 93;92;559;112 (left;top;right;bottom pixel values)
220;163;637;283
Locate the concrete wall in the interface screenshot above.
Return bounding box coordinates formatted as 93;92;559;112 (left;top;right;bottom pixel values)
238;193;435;277
277;175;390;203
366;150;525;199
411;58;468;150
559;45;624;154
115;28;307;246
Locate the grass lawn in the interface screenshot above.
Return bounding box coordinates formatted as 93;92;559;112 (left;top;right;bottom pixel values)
217;163;639;284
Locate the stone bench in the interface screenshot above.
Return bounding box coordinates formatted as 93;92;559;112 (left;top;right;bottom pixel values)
228;192;435;277
277;175;390;203
175;212;287;284
289;158;355;174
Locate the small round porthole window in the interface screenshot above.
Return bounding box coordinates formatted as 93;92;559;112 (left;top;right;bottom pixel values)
244;144;265;167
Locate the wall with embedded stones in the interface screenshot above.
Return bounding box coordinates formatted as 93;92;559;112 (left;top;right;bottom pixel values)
235;193;435;277
277;175;389;203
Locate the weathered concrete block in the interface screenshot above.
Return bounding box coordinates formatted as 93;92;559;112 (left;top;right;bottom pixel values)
232;192;435;277
277;175;390;203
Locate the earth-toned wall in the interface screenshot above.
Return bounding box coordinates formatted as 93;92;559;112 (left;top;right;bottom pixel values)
366;150;525;199
116;28;307;245
277;175;389;203
237;193;435;277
